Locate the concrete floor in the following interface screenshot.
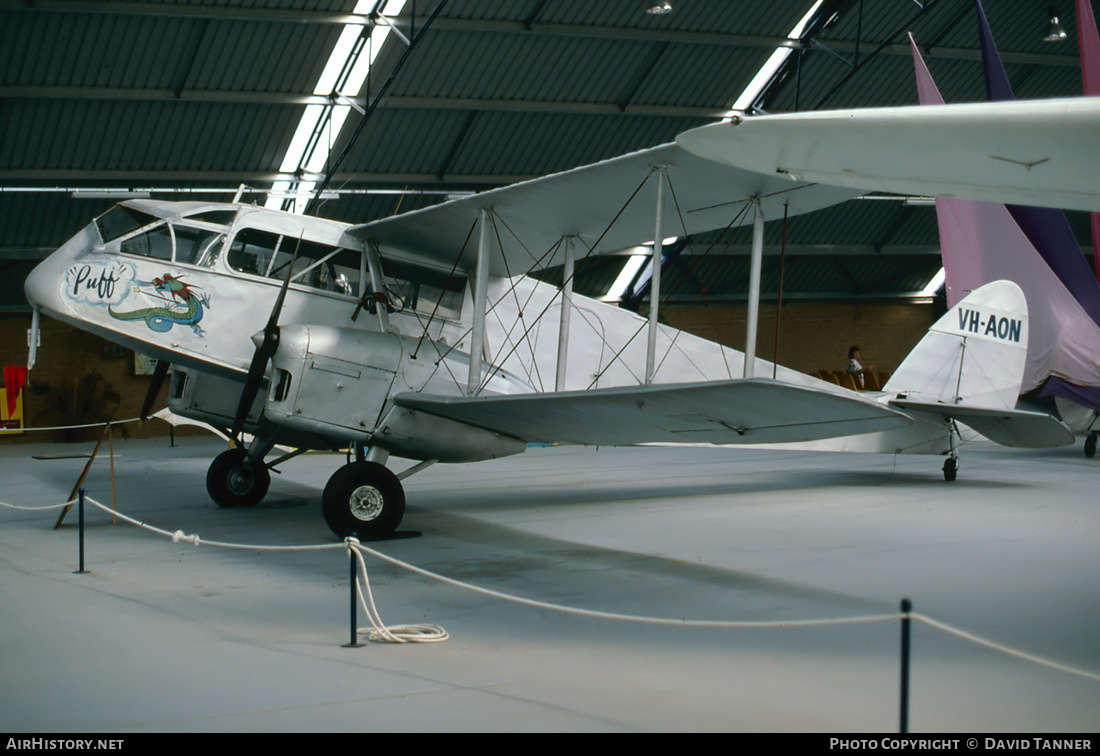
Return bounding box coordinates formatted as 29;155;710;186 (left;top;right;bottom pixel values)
1;433;1098;732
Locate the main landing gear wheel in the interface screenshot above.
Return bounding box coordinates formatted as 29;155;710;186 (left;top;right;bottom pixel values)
942;457;958;482
206;448;271;507
322;461;405;540
1085;432;1097;458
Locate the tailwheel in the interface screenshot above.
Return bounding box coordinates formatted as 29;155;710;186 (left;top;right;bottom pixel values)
322;461;405;540
942;456;958;482
207;448;271;507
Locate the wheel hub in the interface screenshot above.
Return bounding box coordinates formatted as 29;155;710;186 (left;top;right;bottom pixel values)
226;466;254;495
349;485;385;522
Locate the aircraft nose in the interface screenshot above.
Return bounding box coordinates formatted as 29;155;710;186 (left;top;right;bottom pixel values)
23;222;102;313
23;258;51;311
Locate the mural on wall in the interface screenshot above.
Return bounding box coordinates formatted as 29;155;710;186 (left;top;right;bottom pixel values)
64;260;209;336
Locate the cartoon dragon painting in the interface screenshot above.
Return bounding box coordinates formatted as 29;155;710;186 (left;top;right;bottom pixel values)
109;274;209;335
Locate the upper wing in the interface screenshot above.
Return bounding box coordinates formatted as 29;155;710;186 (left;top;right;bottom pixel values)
675;98;1100;213
349;143;860;277
393;377;912;446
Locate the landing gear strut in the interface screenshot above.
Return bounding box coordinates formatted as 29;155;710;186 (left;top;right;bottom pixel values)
206;448;271;507
943;417;959;482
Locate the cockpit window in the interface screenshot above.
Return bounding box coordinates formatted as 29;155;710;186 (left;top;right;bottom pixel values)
187;210;237;227
95;205;159;243
226;227;362;297
120;223;173;261
175;226;225;267
111;220;224;266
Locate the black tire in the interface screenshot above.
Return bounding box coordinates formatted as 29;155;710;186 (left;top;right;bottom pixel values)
206;448;270;508
943;457;958;482
322;461;405;540
1085;433;1097;458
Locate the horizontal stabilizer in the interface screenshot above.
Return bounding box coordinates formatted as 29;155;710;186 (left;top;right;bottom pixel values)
394;378;912;447
891;400;1075;448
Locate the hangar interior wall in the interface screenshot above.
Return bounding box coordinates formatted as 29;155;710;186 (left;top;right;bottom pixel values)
0;301;938;443
0;317;177;443
663;301;939;378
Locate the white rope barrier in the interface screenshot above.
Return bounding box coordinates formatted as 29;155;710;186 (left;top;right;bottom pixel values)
5;416;145;433
0;499;75;511
351;539;898;631
4;494;1100;678
913;613;1100;683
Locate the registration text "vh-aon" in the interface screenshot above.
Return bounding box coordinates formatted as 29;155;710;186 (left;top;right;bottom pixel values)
957;308;1022;343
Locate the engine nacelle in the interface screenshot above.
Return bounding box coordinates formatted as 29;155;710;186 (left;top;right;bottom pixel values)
264;325;401;439
264;325;525;462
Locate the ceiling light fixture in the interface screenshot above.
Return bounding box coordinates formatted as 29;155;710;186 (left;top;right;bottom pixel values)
1044;5;1068;42
645;2;673;15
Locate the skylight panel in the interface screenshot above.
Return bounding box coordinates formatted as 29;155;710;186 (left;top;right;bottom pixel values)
268;0;409;213
730;0;824;113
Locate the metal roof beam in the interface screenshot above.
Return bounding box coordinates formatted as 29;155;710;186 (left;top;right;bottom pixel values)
2;0;372;25
4;3;1079;67
0;247;53;260
0;169;535;185
677;244;941;257
0;86;735;118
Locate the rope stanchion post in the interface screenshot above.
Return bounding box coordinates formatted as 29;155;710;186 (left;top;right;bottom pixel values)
900;598;912;734
74;488;89;575
343;538;364;648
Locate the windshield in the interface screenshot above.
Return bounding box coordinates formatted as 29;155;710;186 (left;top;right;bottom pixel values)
95;205;159;243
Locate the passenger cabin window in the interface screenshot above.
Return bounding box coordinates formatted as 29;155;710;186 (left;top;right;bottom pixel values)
226;228;362;297
380;259;465;321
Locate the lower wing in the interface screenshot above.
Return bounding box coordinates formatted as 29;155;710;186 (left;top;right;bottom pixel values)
394;378;913;447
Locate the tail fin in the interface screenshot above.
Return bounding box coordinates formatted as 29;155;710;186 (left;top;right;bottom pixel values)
884;280;1027;410
884;280;1073;448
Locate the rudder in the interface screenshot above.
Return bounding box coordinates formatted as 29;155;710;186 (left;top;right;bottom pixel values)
883;280;1028;410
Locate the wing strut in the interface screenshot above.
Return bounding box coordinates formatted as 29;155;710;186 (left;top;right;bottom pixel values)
364;242;390;333
555;235;575;391
744;197;765;378
468;208;491;396
646;166;668;384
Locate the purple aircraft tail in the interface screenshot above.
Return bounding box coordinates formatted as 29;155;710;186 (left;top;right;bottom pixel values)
973;0;1100;327
1076;0;1100;281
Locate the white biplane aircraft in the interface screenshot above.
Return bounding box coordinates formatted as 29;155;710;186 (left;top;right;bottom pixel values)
23;130;1075;540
